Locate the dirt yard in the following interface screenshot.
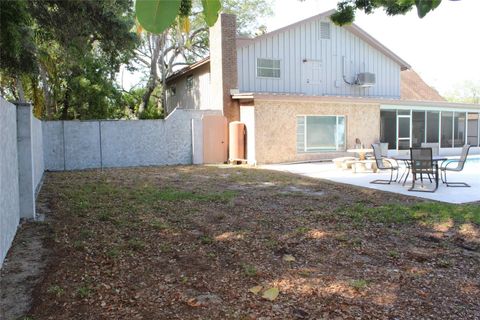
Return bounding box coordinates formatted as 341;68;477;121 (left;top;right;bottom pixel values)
5;166;480;319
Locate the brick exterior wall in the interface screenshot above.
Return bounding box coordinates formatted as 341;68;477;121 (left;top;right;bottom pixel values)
253;99;381;164
209;13;239;123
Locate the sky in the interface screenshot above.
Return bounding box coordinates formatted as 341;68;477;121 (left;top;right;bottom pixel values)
263;0;480;95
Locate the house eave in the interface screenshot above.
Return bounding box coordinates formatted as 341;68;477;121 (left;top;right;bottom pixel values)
250;93;480;109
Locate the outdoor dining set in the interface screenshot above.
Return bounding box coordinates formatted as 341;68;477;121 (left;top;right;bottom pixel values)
372;143;472;192
334;143;472;193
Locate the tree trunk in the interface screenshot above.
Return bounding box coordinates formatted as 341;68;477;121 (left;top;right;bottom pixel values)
39;64;52;119
62;86;71;120
139;35;163;116
15;75;26;102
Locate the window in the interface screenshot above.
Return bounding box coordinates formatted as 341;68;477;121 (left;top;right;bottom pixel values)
320;22;331;39
467;113;479;146
412;111;425;147
380;110;396;149
168;85;176;97
186;75;194;91
454;112;466;147
257;58;280;78
297;116;345;152
426;111;439;143
441;111;453;148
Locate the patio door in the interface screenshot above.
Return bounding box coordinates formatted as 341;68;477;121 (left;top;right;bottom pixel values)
397;110;411;152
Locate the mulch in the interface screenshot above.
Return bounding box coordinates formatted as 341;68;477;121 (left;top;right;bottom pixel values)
22;166;480;319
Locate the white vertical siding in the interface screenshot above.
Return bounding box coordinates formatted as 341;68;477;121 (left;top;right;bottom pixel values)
237;16;401;98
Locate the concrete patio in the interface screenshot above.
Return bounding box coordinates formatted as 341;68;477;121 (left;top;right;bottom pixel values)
263;159;480;204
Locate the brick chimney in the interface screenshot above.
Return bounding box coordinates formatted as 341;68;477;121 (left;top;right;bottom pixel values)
209;13;239;123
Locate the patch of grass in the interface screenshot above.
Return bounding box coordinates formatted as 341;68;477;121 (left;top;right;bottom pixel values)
349;237;363;248
73;240;85;251
134;186;236;204
200;235;214;245
180;275;188;284
76;285;92;299
294;226;310;235
388;250;400;259
350;279;368;291
242;264;257;277
97;211;112;222
127;238;146;251
264;238;278;249
159;243;172;253
106;247;120;258
150;220;169;230
337;202;480;225
437;259;452;268
79;229;93;239
47;285;64;297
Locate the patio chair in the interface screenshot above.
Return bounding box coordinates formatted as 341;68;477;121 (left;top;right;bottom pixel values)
409;147;438;192
440;145;471;187
370;143;399;184
421;143;439;156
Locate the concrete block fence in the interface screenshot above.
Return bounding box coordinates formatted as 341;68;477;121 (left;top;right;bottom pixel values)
0;99;220;267
1;98;44;267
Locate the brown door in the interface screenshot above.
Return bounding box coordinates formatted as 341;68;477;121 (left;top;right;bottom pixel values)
203;115;228;164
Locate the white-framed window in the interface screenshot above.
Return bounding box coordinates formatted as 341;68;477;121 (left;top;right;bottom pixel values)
297;115;346;152
186;75;194;91
168;85;176;97
319;22;331;40
256;58;280;78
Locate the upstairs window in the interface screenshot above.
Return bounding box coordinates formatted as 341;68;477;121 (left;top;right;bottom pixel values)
168;85;176;96
320;22;331;40
257;58;280;78
186;75;194;91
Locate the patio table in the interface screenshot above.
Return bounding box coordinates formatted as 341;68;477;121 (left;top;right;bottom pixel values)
392;155;447;187
346;148;373;161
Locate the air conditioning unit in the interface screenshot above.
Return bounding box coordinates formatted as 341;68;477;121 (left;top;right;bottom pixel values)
356;72;375;87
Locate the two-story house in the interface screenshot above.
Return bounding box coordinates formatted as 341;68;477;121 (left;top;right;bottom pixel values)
166;10;480;164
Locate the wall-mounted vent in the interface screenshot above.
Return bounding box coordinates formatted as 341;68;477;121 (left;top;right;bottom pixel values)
356;73;376;87
320;22;331;39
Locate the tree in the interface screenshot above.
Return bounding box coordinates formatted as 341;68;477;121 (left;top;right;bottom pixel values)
445;81;480;104
133;0;273;117
0;0;139;120
0;0;37;101
328;0;446;25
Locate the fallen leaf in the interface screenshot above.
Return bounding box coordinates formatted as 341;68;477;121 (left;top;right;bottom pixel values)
249;285;263;294
283;254;296;262
186;298;202;307
262;287;279;301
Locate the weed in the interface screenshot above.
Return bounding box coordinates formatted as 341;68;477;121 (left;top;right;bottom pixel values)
128;238;146;251
134;186;236;204
73;240;85;251
159;243;172;253
350;279;368;291
295;226;310;235
437;259;452;268
349;237;363;248
97;211;112;222
106;247;120;258
200;235;214;245
79;230;93;239
388;250;400;259
180;275;188;284
47;285;64;297
77;285;91;298
242;264;257;277
150;220;169;230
